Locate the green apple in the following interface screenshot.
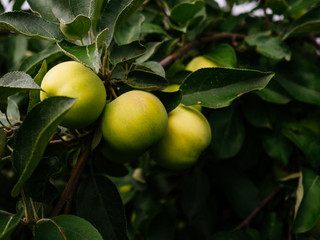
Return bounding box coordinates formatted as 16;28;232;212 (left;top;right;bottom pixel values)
40;61;106;129
150;104;211;170
101;90;168;163
185;56;218;72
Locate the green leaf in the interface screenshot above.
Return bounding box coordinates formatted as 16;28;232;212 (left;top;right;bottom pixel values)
60;15;91;40
0;97;20;126
284;4;320;39
261;212;283;240
209;230;258;240
19;44;63;75
141;22;167;35
5;35;28;71
180;68;274;109
293;168;320;233
136;61;166;78
0;71;40;100
98;0;145;46
0;210;24;239
209;106;245;159
266;0;288;14
115;12;145;45
27;0;59;24
35;214;103;240
282;122;320;168
152;90;182;113
0;128;6;158
179;170;210;220
256;80;291;105
0;11;64;41
57;40;100;73
246;34;291;61
261;129;293;166
206;43;237;68
28;60;47;113
11;97;76;197
126;70;168;90
76;176;128;240
170;0;205;24
110;41;146;66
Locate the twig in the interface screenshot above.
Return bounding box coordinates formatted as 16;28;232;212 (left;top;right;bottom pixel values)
51;141;91;217
159;32;246;68
233;186;281;230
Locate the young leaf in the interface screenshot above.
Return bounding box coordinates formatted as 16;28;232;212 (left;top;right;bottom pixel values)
283;5;320;39
0;209;24;239
0;71;40;100
60;15;91;40
180;68;274;109
35;215;103;240
57;40;100;73
292;168;320;233
19;44;63;75
0;11;64;41
98;0;145;46
11;97;76;197
76;175;129;240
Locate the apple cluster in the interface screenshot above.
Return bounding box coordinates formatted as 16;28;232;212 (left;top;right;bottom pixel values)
40;61;212;170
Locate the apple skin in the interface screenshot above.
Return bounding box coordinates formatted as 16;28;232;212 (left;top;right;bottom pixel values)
101;90;168;163
185;56;218;72
40;61;106;129
150;104;212;170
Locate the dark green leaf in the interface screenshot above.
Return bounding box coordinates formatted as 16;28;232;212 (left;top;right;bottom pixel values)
261;212;283;240
11;97;76;197
136;61;166;78
180;170;210;220
206;43;237;68
60;15;91;40
27;0;59;24
5;35;28;71
57;40;100;73
0;209;24;239
127;70;168;90
28;60;47;113
293;168;320;233
246;34;291;61
170;0;205;24
0;128;6;158
266;0;288;14
98;0;145;46
12;0;26;11
0;11;63;41
180;68;274;109
209;230;258;240
115;12;145;45
282;122;320;168
256;80;291;104
141;22;167;35
284;5;320;39
209;106;245;159
0;97;20;126
19;44;63;75
152;90;182;113
110;41;146;66
136;41;166;63
35;214;103;240
76;175;128;240
146;203;177;240
0;71;40;100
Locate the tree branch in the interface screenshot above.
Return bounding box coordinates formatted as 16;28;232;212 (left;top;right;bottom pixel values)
233;186;281;230
51;141;91;217
159;32;246;68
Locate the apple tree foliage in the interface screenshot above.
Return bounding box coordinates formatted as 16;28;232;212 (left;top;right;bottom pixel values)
0;0;320;239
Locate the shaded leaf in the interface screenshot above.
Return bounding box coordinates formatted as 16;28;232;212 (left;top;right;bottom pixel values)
57;40;100;73
0;209;24;239
136;61;166;78
284;5;320;39
206;43;237;68
256;80;291;104
180;68;274;109
0;11;63;41
76;175;129;240
60;15;91;40
0;71;40;100
35;215;103;240
110;41;146;66
261;212;283;240
153;90;182;113
98;0;145;46
0;128;6;158
170;0;205;24
11;97;76;197
127;70;168;90
293;168;320;233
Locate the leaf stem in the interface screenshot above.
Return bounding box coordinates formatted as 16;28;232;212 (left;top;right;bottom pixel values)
0;210;14;216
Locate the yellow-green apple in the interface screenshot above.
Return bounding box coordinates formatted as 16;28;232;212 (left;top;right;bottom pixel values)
40;61;106;129
150;104;211;170
101;90;168;163
185;56;218;72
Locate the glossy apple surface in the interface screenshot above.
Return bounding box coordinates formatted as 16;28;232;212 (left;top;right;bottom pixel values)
101;90;168;163
40;61;106;129
151;104;211;170
185;56;218;72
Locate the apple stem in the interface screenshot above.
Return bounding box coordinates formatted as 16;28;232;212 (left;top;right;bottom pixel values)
233;186;281;230
51;139;92;217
